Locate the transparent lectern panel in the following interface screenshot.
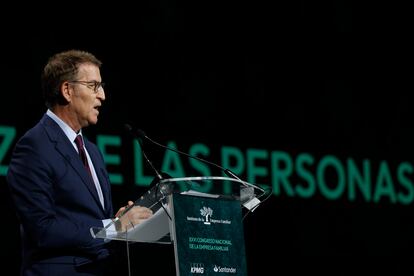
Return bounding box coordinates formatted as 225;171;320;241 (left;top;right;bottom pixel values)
91;176;266;243
91;204;172;243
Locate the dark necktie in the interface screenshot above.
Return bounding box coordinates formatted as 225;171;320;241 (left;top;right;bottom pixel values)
74;135;105;209
74;135;92;177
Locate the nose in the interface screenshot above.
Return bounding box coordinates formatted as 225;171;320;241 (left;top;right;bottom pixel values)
97;88;105;101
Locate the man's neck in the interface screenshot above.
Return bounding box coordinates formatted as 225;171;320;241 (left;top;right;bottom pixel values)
50;106;81;133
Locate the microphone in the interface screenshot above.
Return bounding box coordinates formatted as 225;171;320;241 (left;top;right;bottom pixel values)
126;125;244;181
124;125;268;205
124;124;163;181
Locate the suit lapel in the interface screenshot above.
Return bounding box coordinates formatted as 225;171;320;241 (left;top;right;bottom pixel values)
41;115;105;213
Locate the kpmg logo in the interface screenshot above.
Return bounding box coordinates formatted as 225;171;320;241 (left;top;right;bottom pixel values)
190;263;204;274
200;206;213;225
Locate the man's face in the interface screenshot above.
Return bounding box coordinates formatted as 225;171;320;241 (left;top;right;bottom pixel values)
69;63;105;129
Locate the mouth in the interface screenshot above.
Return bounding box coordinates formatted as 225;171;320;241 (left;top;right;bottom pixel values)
93;105;101;113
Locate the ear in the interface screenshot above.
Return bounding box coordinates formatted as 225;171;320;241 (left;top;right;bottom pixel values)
60;81;72;103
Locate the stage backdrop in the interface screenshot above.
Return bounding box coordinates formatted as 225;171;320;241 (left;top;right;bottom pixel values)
4;2;411;275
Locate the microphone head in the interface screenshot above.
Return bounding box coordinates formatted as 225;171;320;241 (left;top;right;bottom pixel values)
124;123;133;132
124;123;146;139
135;128;147;139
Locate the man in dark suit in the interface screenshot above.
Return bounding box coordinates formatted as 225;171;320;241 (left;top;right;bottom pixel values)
7;50;153;275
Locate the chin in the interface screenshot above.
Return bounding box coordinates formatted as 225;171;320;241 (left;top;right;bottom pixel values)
88;117;99;125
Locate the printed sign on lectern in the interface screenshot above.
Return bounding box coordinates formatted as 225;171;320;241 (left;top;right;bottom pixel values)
171;193;248;276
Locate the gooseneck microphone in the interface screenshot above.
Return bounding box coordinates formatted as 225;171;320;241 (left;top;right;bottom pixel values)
124;124;163;181
124;124;266;196
125;125;244;182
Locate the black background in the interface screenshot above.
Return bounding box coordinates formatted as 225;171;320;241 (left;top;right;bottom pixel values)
3;1;412;275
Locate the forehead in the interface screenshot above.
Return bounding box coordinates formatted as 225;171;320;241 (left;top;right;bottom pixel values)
76;63;101;80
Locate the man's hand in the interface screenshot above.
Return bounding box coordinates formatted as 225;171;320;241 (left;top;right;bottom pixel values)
114;201;153;232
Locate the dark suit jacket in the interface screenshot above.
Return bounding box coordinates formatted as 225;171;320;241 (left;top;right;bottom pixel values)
7;114;114;275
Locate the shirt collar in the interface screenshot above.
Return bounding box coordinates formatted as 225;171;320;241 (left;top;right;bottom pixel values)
46;109;83;145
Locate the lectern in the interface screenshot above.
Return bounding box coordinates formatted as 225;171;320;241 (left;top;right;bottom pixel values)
91;176;267;276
